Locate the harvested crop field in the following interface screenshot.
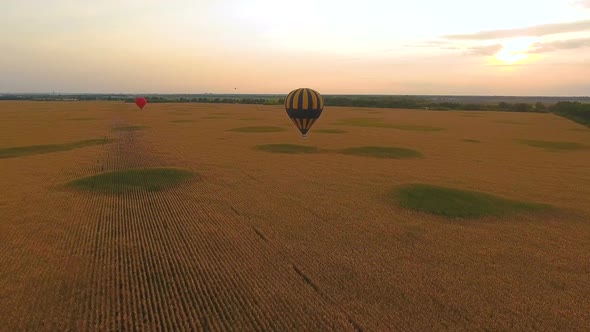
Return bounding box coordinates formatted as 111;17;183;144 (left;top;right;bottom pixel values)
1;101;589;331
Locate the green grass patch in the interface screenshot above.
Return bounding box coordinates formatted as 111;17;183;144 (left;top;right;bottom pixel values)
462;139;481;143
315;128;348;134
66;117;96;121
229;126;285;133
255;144;319;154
0;139;114;159
516;139;587;151
170;120;197;123
339;146;422;159
67;168;196;193
113;126;147;132
336;118;443;131
391;184;549;218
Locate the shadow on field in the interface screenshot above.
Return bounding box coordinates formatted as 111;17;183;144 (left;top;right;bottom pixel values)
229;126;286;133
254;144;423;159
335;118;443;131
113;126;148;132
339;146;423;159
515;139;587;151
389;183;551;218
255;144;319;154
170;120;197;123
66;167;197;194
0;138;114;159
314;128;348;134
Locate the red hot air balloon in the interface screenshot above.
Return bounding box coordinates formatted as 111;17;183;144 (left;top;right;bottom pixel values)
135;97;147;110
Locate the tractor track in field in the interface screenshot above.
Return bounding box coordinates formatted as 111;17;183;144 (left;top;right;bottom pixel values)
146;114;363;330
26;114;358;330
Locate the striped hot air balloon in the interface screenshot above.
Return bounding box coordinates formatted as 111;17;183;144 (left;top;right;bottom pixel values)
284;88;324;139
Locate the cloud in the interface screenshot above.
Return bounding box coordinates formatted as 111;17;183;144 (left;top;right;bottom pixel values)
443;20;590;40
465;44;503;56
402;40;463;51
573;0;590;8
529;37;590;53
404;41;452;48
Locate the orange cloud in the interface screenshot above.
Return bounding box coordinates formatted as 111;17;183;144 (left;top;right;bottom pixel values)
444;20;590;40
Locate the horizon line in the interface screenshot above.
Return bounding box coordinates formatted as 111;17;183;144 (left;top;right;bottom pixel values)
1;92;589;98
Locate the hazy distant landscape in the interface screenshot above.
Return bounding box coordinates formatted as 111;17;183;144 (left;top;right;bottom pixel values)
3;93;589;105
4;93;589;127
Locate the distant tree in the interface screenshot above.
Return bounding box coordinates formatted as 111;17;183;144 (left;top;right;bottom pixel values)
498;102;510;110
514;103;531;112
535;102;546;111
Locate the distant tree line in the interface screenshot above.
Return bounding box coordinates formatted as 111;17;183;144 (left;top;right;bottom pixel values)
124;96;282;105
321;96;550;113
550;102;590;127
134;95;552;113
3;95;589;122
0;95;27;100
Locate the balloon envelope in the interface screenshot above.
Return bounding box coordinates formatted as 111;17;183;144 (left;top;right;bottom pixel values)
135;97;147;110
284;88;324;138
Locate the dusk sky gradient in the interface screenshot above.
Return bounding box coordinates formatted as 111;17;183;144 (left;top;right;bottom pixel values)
1;0;589;95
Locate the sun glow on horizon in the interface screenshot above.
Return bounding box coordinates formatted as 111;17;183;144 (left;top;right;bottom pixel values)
494;37;539;65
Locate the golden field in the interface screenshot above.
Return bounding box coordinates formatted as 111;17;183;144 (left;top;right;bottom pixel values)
1;101;589;331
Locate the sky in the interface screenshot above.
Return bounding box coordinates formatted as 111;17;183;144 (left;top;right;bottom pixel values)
1;0;589;95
